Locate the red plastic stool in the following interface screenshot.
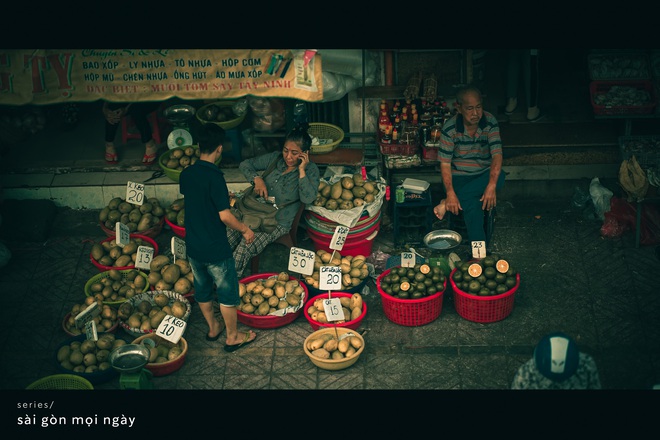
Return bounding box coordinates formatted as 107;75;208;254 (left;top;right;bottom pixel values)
121;111;162;145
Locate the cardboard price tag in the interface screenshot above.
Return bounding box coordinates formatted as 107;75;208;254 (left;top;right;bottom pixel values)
322;297;345;322
288;247;315;276
126;181;145;206
471;241;486;259
84;320;98;341
134;246;154;271
155;315;186;344
75;302;100;329
115;222;130;247
319;265;341;291
171;236;186;261
401;251;416;267
329;225;349;251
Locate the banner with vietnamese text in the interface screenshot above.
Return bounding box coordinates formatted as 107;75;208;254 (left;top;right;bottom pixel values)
0;49;323;105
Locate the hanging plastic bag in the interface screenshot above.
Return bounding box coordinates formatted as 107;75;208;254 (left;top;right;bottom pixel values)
619;155;648;202
589;177;614;221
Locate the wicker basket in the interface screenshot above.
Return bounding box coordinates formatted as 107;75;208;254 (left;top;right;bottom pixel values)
26;374;94;390
196;100;247;130
308;123;344;154
119;290;192;337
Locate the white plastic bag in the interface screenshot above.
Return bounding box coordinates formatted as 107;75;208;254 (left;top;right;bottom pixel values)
589;177;614;221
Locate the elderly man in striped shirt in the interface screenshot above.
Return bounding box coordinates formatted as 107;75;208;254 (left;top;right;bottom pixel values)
434;85;505;249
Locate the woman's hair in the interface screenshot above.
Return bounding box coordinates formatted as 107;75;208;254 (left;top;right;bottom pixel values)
284;123;312;152
196;123;226;154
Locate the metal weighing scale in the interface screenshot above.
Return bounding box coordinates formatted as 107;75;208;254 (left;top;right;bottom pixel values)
109;342;154;390
164;104;196;150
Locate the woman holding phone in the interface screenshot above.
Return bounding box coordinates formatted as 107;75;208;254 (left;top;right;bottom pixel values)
228;123;321;277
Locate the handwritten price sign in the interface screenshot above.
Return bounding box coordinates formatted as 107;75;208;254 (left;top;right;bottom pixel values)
156;315;187;344
171;236;187;261
319;265;342;291
115;222;130;247
288;247;315;276
134;246;154;271
126;181;145;206
401;251;416;267
471;241;486;259
322;297;345;322
329;225;349;251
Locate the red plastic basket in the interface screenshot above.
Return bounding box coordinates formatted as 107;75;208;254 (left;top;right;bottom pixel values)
449;269;521;323
164;216;186;238
237;273;308;329
99;216;165;239
376;268;446;327
90;234;159;272
303;292;367;331
589;80;657;116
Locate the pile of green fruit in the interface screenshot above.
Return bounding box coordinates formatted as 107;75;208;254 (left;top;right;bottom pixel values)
378;264;446;299
451;255;518;296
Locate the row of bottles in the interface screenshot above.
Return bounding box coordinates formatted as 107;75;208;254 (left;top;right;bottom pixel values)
377;98;455;146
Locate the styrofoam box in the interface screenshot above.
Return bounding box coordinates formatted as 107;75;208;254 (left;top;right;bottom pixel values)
402;178;430;194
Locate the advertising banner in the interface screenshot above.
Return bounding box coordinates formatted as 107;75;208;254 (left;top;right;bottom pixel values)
0;49;323;105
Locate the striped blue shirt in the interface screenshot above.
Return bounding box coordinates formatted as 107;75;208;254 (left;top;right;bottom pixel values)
438;111;503;175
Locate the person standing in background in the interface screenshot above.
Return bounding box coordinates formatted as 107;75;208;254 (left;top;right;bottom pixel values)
179;123;257;353
504;49;544;122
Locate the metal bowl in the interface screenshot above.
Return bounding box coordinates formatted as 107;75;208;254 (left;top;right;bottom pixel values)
109;344;150;374
423;229;462;251
164;104;196;124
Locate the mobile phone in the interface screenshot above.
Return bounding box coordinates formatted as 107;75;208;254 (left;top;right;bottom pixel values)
298;158;303;165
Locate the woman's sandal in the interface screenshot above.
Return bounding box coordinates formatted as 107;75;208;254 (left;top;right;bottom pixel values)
142;152;157;166
105;151;118;165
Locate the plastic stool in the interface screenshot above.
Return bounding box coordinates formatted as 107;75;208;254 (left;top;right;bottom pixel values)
121;111;162;145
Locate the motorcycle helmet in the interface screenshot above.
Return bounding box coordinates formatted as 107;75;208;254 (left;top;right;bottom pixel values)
534;332;579;382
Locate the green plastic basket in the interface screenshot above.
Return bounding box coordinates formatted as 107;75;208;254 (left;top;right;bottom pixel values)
26;374;94;390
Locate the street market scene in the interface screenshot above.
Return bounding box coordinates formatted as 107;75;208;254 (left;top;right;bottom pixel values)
1;49;659;399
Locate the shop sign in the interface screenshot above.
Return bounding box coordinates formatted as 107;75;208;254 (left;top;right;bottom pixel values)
0;49;323;105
